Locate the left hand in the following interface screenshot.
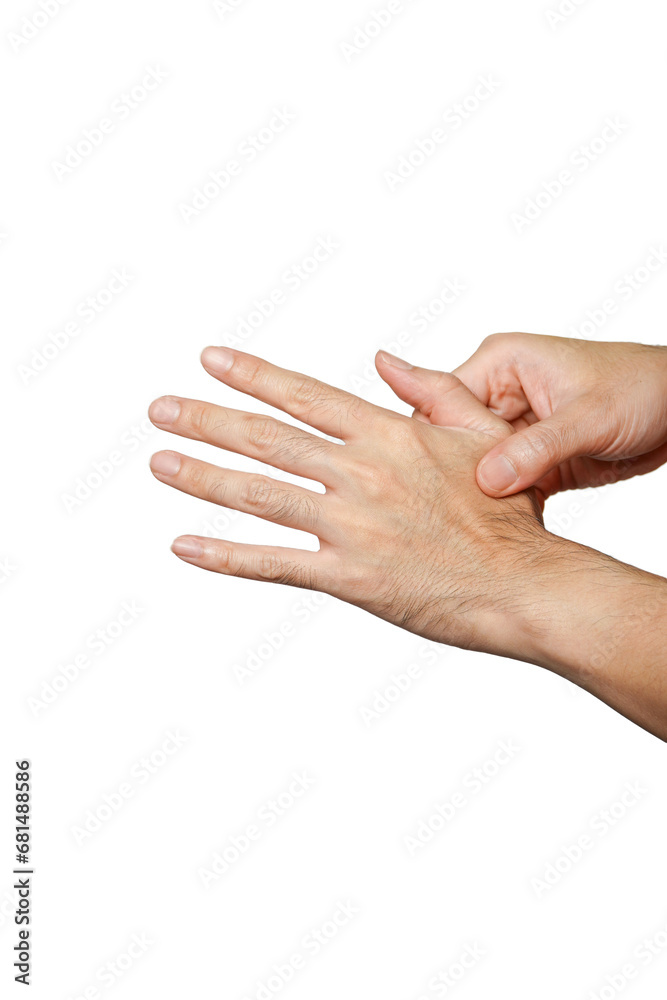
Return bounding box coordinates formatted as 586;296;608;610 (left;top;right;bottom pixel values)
148;347;546;657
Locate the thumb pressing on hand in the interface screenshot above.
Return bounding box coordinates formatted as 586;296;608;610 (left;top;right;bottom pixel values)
375;351;512;442
476;404;590;496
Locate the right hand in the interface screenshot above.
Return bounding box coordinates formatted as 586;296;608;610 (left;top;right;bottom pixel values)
378;334;667;499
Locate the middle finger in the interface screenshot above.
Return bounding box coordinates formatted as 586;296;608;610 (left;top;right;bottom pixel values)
148;396;342;485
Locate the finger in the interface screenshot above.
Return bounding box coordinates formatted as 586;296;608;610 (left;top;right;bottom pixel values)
375;351;511;441
169;535;328;591
550;442;667;496
148;395;341;485
451;346;494;406
476;403;592;496
200;346;383;441
150;450;326;534
453;334;531;422
595;442;667;484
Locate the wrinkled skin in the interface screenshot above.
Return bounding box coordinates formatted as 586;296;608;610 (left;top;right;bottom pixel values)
149;348;545;657
377;333;667;499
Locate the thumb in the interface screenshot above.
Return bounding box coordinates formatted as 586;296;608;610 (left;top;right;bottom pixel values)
375;351;511;442
476;406;589;496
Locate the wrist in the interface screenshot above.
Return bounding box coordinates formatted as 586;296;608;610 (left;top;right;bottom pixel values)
509;532;667;737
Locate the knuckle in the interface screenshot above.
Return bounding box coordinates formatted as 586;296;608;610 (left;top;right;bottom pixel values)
256;552;287;582
357;461;392;497
186;461;209;491
213;545;235;572
241;475;273;509
433;371;463;394
245;416;280;450
290;375;324;409
522;425;562;462
187;402;214;438
481;331;524;351
387;415;428;453
241;355;265;388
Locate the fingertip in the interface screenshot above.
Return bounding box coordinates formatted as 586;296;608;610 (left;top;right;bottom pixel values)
477;453;519;495
375;350;414;371
201;345;235;376
150;450;182;478
171;536;204;560
148;396;181;425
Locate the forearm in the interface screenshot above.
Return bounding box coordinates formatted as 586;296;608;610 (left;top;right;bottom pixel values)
516;533;667;740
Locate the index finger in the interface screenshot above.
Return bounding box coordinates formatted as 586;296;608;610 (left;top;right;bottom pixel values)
200;346;384;440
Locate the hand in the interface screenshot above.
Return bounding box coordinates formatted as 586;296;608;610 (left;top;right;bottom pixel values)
148;347;545;658
376;334;667;499
148;347;667;741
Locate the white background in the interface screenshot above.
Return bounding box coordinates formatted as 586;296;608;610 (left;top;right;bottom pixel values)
2;1;667;998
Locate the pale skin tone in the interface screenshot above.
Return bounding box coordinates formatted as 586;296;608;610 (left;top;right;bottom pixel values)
380;332;667;499
149;339;667;742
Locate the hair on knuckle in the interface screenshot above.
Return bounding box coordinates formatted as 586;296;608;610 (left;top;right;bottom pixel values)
246;416;280;450
242;476;272;509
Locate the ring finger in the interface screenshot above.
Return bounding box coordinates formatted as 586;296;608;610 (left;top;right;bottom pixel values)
150;450;327;535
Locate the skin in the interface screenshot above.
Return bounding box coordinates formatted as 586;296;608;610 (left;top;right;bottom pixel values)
149;346;667;742
376;334;667;499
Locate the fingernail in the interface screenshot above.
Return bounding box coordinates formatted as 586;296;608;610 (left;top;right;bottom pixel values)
172;537;203;558
150;451;182;477
478;455;518;492
150;396;181;424
201;346;235;375
378;350;413;370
